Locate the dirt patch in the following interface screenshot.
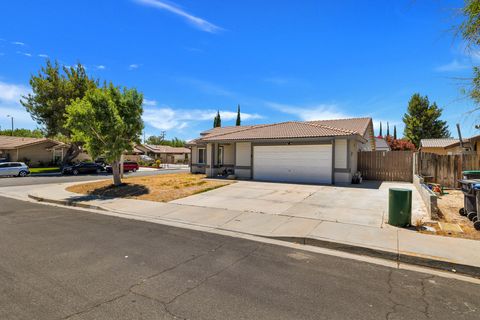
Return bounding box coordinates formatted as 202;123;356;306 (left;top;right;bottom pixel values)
66;173;232;202
425;189;480;240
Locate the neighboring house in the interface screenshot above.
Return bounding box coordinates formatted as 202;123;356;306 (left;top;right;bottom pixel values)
466;134;480;155
0;135;64;166
419;139;463;155
136;144;191;164
375;137;390;151
188;117;375;184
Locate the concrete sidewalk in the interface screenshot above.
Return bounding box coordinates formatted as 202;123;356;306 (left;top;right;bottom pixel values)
1;182;479;277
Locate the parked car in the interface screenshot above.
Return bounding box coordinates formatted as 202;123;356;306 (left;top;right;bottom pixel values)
62;162;104;175
0;162;30;177
105;161;139;173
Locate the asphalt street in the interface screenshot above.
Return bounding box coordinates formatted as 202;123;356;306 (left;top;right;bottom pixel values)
1;196;479;320
0;169;187;187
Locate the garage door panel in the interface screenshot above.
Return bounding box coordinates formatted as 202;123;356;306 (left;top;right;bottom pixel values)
253;145;332;184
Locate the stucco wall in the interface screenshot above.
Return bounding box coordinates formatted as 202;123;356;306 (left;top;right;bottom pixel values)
334;172;351;184
334;139;347;169
191;146;198;164
235;168;251;179
13;142;57;166
206;143;214;177
235;142;251;166
349;139;358;174
222;144;234;165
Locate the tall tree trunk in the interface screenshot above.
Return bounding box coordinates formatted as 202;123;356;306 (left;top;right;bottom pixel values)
112;159;122;186
62;142;81;169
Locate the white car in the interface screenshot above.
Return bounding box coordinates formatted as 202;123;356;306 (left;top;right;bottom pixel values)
0;162;30;177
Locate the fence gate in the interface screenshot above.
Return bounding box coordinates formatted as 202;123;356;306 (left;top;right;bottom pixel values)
358;151;413;182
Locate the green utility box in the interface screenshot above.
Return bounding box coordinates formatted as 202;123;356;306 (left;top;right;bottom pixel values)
388;188;412;227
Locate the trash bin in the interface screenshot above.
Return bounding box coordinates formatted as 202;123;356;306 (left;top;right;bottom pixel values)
473;184;480;231
458;179;480;221
388;188;412;227
463;170;480;180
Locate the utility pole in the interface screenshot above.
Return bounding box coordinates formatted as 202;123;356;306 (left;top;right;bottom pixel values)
7;115;13;136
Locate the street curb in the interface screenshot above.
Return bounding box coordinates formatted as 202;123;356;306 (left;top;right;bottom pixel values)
28;194;480;279
265;236;480;279
28;194;109;212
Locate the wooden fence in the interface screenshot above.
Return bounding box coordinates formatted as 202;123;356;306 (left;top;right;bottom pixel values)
415;153;480;188
358;151;414;182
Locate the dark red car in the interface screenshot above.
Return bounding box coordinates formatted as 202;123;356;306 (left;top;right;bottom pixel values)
106;161;139;173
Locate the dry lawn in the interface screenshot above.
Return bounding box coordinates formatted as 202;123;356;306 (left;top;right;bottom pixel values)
66;173;232;202
429;189;480;240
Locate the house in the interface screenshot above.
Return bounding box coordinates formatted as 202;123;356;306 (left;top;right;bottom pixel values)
0;135;64;166
419;139;464;155
135;144;191;164
188;117;375;184
375;137;390;151
466;134;480;155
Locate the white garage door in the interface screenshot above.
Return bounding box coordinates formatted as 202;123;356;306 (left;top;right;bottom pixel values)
253;144;332;184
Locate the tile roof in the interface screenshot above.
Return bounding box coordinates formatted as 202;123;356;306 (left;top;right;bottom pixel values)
143;144;190;154
196;118;372;142
306;117;372;137
420;138;460;148
0;135;60;149
200;121;359;142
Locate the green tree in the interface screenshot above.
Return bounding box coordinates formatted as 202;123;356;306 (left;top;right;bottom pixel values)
459;1;480;107
213;110;221;128
146;135;165;145
379;122;383;137
403;93;450;147
0;128;44;138
65;84;143;186
146;136;186;147
393;125;397;140
236;104;241;126
386;122;390;137
21;60;97;166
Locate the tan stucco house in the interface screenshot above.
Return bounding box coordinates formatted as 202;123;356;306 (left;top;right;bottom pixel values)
0;135;64;166
135;144;191;164
419;139;463;155
188;117;375;184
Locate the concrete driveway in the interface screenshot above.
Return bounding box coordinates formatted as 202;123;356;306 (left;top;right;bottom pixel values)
172;180;427;228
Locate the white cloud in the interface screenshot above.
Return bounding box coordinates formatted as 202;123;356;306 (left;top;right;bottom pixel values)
143;98;157;106
0;81;30;103
134;0;222;33
11;41;25;46
143;106;262;131
266;101;349;121
16;51;32;57
435;59;469;72
0;81;35;129
129;64;139;70
96;65;106;70
38;54;49;58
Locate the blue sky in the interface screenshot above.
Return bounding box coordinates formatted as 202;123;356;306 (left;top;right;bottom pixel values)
0;0;479;140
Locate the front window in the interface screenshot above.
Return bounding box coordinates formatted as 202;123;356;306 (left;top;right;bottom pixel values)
198;148;206;164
